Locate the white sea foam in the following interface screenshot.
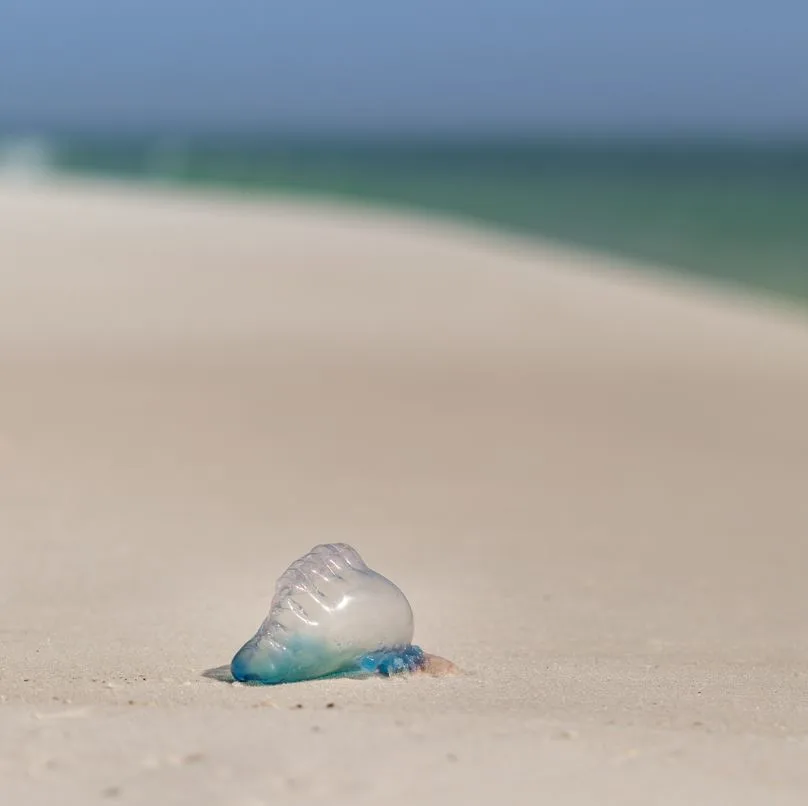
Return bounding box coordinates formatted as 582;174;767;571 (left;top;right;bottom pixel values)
0;136;58;182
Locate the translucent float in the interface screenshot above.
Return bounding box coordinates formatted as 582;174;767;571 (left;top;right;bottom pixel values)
230;543;454;684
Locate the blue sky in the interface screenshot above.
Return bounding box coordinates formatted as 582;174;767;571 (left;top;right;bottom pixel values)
1;0;806;133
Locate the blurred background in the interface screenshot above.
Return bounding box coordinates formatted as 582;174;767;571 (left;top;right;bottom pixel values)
1;0;807;299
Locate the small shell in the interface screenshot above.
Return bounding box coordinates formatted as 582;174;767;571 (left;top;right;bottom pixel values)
231;543;433;684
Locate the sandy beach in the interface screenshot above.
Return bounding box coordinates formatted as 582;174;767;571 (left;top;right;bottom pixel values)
2;178;808;804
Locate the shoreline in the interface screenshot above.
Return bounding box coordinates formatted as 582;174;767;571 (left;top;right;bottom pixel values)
5;129;806;303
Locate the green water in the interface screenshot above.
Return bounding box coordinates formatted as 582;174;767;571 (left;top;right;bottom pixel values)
20;135;808;300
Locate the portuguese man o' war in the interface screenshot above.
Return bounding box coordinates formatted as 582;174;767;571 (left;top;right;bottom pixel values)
230;543;455;685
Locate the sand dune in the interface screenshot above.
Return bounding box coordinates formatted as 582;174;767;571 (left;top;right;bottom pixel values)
2;179;808;804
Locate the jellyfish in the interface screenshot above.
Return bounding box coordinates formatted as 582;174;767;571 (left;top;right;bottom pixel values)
230;543;455;685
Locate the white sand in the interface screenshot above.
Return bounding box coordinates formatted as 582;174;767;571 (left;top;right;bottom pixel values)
1;179;808;804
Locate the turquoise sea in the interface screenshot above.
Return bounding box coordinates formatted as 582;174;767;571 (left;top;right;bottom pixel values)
3;134;808;301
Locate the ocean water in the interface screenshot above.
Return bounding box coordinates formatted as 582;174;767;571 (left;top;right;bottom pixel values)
4;134;808;301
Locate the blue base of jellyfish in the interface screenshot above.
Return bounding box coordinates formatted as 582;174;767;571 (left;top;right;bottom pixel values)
230;636;426;685
357;645;426;677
